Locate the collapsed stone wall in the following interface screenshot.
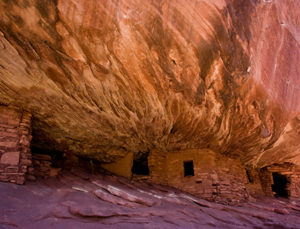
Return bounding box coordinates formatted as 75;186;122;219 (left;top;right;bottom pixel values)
149;149;249;203
32;153;63;179
0;105;33;184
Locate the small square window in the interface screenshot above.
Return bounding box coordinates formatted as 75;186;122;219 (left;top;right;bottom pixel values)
184;160;194;177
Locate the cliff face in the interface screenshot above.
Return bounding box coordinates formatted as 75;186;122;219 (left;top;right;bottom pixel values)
0;0;299;166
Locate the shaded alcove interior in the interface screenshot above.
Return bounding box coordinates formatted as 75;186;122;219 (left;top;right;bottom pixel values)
31;117;150;178
31;117;59;151
272;172;290;198
30;117;63;167
28;116;300;202
30;117;104;175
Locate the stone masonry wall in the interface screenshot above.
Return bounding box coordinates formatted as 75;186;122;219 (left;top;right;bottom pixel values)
289;172;300;198
259;164;300;198
244;168;266;197
0;105;33;184
148;149;168;185
149;149;249;203
258;167;274;196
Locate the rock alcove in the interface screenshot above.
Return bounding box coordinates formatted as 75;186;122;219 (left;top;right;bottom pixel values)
0;0;300;211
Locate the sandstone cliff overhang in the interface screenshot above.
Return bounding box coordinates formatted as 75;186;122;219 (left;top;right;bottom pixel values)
0;0;299;166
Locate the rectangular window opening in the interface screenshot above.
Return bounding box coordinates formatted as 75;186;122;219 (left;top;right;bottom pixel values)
272;172;289;198
131;152;149;176
184;160;194;177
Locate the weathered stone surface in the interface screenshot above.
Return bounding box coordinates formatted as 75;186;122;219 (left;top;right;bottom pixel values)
0;152;20;165
274;208;289;215
68;203;129;218
93;180;156;207
0;0;299;168
94;188;140;208
1;171;300;228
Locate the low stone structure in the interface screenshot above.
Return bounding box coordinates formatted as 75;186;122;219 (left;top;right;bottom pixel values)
106;150;300;202
32;153;62;179
149;149;249;203
257;163;300;198
100;149;252;202
1;103;297;203
0;105;33;184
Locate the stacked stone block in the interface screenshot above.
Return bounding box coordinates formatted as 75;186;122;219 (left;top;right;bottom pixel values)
32;154;52;178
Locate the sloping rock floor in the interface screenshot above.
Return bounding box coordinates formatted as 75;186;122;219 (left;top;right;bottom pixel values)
0;170;300;229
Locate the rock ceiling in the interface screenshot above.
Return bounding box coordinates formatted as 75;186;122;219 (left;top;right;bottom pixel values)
0;0;299;166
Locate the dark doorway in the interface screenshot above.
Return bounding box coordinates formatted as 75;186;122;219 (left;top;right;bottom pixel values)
184;161;194;177
132;152;149;175
245;169;254;183
272;172;289;198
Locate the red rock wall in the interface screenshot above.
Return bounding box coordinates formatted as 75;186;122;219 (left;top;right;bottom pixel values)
149;149;249;203
0;106;32;184
250;0;300;113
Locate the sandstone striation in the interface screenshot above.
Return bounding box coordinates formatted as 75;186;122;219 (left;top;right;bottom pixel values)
0;0;299;179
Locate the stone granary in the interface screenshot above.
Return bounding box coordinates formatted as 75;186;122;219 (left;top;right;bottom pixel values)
102;149;300;202
148;149;249;203
257;163;300;199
